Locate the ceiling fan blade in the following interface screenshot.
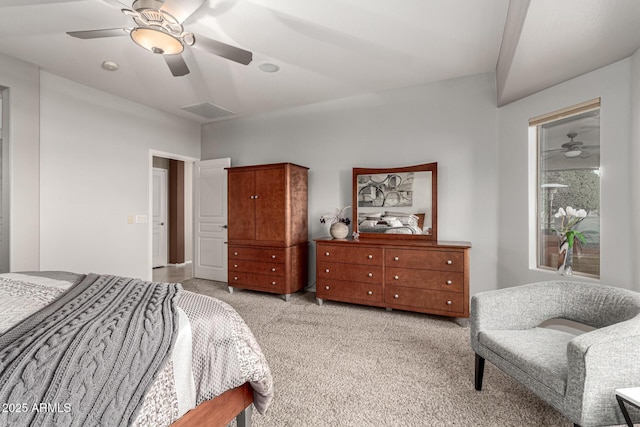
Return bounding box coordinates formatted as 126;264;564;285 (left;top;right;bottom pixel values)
192;34;252;65
67;28;128;39
164;54;190;77
160;0;206;23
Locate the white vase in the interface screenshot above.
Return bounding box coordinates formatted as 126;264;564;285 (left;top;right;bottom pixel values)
330;222;349;239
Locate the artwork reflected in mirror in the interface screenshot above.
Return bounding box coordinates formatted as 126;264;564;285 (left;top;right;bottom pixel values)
353;163;437;241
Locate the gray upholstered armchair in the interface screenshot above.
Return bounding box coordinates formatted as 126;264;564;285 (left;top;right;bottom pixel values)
471;281;640;427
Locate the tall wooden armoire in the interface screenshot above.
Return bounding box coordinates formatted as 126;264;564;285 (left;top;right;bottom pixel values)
226;162;308;300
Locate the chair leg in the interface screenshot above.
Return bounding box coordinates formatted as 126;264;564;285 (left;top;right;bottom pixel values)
236;404;253;427
475;353;485;391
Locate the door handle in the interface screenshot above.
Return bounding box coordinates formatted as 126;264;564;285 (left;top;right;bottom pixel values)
220;225;228;229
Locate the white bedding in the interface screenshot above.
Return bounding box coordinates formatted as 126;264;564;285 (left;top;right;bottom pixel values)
0;272;273;426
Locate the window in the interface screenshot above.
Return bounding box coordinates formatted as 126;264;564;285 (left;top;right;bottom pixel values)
531;99;600;278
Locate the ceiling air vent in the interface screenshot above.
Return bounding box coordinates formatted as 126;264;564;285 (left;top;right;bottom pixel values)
180;102;235;120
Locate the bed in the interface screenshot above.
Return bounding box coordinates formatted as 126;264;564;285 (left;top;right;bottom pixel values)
0;271;273;427
357;211;427;235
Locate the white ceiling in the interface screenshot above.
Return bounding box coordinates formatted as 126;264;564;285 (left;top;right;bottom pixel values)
1;0;640;123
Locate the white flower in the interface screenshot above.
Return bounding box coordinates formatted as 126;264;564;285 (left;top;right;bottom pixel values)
554;205;588;235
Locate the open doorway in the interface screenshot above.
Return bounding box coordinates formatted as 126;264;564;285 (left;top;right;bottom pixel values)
151;153;195;282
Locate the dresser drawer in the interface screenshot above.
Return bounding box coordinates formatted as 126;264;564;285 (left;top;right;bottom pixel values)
228;271;285;292
317;244;382;265
229;246;285;263
385;285;465;314
316;280;383;303
317;262;382;284
229;260;285;277
385;249;464;272
385;268;464;292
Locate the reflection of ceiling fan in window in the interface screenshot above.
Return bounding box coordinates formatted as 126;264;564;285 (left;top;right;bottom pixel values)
543;132;598;159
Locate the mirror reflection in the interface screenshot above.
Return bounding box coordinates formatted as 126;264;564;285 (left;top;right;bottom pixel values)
353;163;437;240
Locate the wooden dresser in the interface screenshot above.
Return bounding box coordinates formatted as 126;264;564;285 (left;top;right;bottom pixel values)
227;163;308;301
315;238;470;318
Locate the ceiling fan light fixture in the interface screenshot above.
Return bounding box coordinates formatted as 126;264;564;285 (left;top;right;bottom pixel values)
564;150;582;158
130;27;183;55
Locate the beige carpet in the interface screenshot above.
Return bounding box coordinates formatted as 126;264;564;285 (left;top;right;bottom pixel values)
181;278;571;427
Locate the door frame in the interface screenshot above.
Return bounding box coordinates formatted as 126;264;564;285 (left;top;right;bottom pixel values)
148;150;199;280
152;167;168;268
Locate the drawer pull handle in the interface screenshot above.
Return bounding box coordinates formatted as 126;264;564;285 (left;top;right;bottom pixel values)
446;280;452;285
394;294;399;299
233;276;238;281
272;255;277;259
234;252;238;256
234;264;238;268
367;291;373;295
325;252;330;256
325;269;330;273
272;281;277;285
368;273;373;277
325;285;330;290
446;260;453;265
368;255;373;259
394;256;399;261
394;275;399;280
271;268;277;272
446;300;452;305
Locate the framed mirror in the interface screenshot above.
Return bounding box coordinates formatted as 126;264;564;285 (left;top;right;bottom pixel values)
352;163;437;241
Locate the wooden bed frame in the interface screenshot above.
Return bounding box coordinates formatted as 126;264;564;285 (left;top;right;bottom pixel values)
170;383;254;427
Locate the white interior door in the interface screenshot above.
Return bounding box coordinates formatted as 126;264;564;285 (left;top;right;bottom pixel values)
152;168;168;268
194;158;230;281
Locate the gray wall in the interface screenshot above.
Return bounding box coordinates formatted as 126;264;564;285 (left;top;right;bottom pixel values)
0;53;40;271
203;56;640;294
38;73;201;279
202;73;500;295
497;57;637;290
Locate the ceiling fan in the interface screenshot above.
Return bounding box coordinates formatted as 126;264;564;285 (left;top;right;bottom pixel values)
66;0;253;77
543;132;597;160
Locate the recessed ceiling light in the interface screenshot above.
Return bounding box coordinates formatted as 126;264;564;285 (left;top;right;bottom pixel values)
259;63;279;73
101;60;119;71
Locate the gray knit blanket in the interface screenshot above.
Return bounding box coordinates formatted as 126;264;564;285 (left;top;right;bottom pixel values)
0;274;181;427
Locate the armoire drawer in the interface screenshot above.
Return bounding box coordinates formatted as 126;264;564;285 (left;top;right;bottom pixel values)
228;272;285;291
229;260;285;277
317;262;382;284
385;249;464;272
385;268;464;292
317;244;382;265
385;285;464;313
316;280;383;303
228;246;286;263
